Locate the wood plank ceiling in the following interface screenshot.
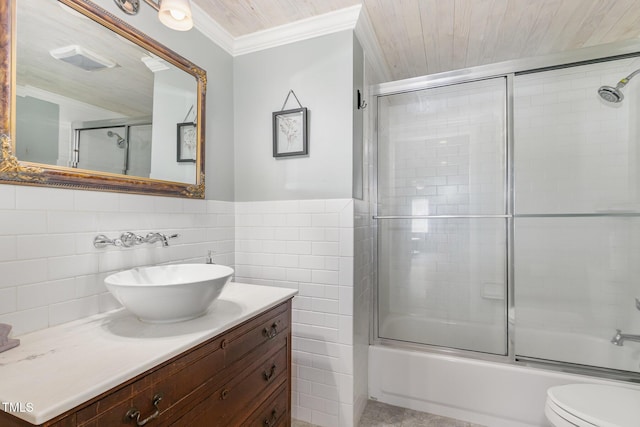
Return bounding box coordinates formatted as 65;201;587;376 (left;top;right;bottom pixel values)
193;0;640;81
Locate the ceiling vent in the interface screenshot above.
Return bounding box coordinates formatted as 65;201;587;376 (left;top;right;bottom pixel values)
49;45;117;71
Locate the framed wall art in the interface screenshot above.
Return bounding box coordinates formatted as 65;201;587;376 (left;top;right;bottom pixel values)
272;107;308;157
177;122;196;162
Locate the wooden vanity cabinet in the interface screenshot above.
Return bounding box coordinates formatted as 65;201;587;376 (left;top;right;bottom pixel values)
0;299;293;427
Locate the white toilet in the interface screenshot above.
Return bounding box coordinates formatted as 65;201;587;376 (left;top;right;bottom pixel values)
545;383;640;427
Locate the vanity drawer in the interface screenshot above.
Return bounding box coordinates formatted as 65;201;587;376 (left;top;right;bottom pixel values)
244;383;289;427
76;302;290;427
169;341;288;426
222;301;289;368
75;338;229;426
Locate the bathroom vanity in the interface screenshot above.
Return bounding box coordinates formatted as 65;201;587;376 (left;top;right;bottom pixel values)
0;283;296;427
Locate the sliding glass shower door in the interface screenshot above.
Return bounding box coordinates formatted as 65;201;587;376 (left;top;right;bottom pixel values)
513;57;640;374
376;78;508;355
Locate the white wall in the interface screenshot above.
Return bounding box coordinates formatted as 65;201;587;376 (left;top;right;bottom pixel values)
150;67;197;183
233;31;354;201
352;33;376;427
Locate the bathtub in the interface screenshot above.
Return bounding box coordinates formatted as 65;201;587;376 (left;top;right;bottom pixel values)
370;316;640;427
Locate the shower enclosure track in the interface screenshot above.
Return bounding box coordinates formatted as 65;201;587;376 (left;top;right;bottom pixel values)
374;213;640;219
373;215;510;219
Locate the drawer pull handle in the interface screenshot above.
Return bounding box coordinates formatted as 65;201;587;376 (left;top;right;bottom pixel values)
126;393;163;426
263;408;278;427
221;388;230;400
262;364;277;381
220;339;228;349
262;322;279;339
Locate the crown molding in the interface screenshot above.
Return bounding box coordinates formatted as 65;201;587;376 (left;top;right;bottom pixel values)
234;5;362;56
354;5;391;83
191;2;235;55
192;4;363;57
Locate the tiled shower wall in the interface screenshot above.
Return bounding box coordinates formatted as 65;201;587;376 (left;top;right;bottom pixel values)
513;57;640;372
0;184;235;335
234;199;356;427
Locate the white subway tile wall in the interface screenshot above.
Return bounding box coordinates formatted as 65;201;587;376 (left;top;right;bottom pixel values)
0;185;235;335
353;199;373;426
234;199;355;427
514;57;640;373
514;57;640;214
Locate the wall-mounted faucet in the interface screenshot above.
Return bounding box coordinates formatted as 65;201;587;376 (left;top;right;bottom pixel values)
611;329;640;346
142;232;177;247
94;232;179;248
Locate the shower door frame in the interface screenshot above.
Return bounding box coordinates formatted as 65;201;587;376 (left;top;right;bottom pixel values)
71;116;152;175
370;42;640;383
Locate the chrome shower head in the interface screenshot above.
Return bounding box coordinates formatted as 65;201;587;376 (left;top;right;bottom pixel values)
107;130;126;148
598;85;624;103
598;68;640;104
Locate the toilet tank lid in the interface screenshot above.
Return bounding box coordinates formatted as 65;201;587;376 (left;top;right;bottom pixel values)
548;384;640;427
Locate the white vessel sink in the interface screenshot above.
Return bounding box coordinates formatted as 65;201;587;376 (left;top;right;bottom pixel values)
105;264;234;323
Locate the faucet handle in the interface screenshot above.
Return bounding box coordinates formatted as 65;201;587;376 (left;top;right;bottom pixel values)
120;232;142;248
94;234;122;248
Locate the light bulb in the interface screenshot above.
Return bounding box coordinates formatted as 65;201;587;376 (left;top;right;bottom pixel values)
170;9;186;21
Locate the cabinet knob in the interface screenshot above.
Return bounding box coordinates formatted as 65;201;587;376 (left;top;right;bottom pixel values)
262;364;277;382
221;388;230;400
262;321;279;339
263;408;278;427
125;393;163;426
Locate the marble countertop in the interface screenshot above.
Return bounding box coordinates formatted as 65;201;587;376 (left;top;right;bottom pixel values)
0;282;297;425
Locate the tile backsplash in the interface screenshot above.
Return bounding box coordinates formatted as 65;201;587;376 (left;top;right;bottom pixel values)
234;199;355;427
0;184;234;335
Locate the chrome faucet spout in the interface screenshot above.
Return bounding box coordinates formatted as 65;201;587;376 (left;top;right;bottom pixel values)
611;329;640;346
143;232;179;247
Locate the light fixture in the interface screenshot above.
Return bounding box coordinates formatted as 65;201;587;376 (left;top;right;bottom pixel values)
114;0;193;31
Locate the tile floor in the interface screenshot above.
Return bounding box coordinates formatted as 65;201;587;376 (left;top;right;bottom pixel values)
292;400;487;427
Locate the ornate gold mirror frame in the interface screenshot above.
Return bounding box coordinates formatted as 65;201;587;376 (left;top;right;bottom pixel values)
0;0;206;198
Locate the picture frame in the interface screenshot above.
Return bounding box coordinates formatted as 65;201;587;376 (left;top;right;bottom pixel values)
273;107;308;157
177;122;197;163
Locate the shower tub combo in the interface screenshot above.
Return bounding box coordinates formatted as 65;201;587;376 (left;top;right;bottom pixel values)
371;50;640;426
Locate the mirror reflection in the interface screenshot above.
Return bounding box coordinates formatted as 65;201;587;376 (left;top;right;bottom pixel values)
15;0;198;184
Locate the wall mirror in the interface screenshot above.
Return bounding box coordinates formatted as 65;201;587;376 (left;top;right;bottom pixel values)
0;0;206;198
